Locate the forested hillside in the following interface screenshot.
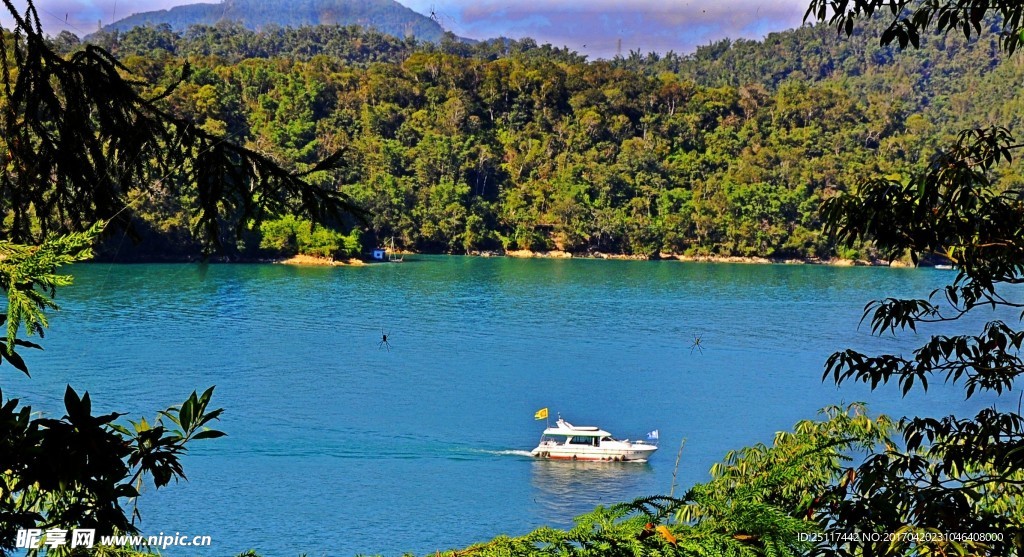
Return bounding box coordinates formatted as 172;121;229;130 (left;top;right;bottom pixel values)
54;16;1024;260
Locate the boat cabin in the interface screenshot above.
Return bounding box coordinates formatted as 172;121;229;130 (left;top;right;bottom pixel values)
540;420;616;447
567;435;614;447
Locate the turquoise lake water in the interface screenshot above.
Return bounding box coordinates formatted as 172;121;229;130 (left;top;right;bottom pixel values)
6;257;1007;556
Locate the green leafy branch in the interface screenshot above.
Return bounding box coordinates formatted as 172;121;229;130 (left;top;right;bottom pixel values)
0;225;99;376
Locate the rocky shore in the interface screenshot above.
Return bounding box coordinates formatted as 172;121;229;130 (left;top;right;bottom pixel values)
495;249;912;267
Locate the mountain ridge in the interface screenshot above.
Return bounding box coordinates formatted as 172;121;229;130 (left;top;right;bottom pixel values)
100;0;449;42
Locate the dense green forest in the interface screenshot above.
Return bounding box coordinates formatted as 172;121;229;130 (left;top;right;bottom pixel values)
50;16;1024;260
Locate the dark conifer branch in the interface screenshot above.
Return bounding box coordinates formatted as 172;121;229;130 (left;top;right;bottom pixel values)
0;0;363;251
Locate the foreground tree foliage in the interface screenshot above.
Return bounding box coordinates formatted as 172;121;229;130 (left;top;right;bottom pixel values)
808;0;1024;53
801;2;1024;555
0;0;360;553
813;121;1024;557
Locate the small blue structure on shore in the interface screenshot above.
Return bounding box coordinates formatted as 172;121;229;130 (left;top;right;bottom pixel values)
371;248;387;261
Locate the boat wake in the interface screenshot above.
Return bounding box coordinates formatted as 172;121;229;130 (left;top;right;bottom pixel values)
479;449;535;458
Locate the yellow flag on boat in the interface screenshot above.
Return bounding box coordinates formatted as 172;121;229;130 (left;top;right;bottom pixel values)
534;407;549;420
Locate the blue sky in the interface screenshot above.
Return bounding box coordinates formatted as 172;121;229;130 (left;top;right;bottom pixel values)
8;0;809;58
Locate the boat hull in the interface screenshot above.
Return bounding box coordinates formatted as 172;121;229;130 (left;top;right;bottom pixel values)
530;444;657;462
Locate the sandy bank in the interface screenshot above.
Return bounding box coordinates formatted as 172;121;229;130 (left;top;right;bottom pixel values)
277;254;365;266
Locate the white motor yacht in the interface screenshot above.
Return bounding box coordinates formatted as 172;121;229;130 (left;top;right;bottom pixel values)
531;418;657;462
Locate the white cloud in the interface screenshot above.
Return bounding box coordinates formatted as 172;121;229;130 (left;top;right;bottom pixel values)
403;0;809;58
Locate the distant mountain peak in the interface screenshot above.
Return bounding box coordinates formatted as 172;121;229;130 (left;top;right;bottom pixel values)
101;0;447;42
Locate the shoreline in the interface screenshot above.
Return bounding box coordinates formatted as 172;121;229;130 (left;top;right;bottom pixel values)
498;249;913;267
90;251;919;268
89;253;368;266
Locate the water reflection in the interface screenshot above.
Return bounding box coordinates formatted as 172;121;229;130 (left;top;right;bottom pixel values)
530;460;656;524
